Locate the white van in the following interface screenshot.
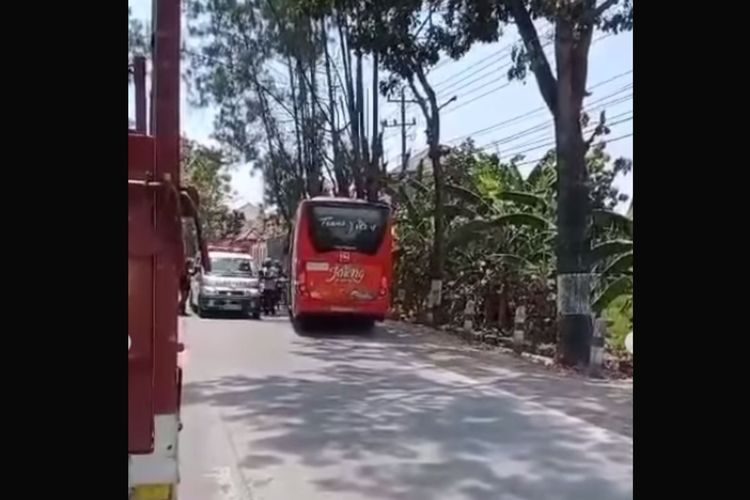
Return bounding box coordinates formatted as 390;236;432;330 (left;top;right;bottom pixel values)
190;249;262;319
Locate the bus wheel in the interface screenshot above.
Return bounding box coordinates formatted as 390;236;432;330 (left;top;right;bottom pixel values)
359;319;375;332
292;317;311;335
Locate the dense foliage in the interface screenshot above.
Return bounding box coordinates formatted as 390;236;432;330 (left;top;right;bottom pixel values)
128;6;149;71
176;0;634;362
389;139;632;352
181;139;246;252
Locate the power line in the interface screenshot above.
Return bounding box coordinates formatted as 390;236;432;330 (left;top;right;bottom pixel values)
444;72;632;144
442;33;613;115
434;53;513;94
492;110;633;153
513;132;634;167
386;124;634;168
384;93;631;166
380;36;532;123
478;93;632;149
382;84;632;166
432;48;512;91
432;25;552;91
445;81;514;116
437;60;514;98
381;25;551;123
436;29;560;96
382;36;631;164
434;29;562;97
490;113;632;157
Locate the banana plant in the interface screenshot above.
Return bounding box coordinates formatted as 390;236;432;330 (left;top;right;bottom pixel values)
589;206;633;313
384;139;632;320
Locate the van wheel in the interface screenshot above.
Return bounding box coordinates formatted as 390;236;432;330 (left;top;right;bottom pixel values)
197;303;207;318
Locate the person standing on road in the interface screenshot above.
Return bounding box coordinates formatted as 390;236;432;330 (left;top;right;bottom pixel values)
260;258;278;315
179;258;193;316
271;260;284;310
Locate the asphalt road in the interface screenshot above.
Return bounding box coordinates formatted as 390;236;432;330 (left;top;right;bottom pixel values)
178;314;632;500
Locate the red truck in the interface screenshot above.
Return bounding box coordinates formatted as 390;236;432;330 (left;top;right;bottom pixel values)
128;1;207;498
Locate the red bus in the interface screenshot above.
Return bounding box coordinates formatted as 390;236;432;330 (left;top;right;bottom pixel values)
289;197;393;328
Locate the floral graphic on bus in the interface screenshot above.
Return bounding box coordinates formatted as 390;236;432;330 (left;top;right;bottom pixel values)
325;264;365;284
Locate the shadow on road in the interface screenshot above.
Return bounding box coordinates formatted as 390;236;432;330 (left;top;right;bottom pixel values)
183;323;632;500
370;324;633;438
189;311;257;321
291;316;377;339
189;311;289;322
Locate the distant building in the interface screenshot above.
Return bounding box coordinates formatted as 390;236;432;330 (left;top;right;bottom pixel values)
388;145;453;179
212;202;264;252
214;202;288;267
237;202;262;223
402;148;430;175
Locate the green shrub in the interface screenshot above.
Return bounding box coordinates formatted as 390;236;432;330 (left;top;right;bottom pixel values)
603;295;632;354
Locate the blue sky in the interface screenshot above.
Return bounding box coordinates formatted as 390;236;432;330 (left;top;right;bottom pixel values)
129;1;632;210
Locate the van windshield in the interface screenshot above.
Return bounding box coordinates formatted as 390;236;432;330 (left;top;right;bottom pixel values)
308;204;389;255
209;256;255;277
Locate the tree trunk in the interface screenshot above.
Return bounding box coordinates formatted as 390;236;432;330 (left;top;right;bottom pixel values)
306;23;323;197
510;0;596;366
338;20;365;198
554;17;594;366
356;52;370;169
286;56;304;184
322;18;348;197
366;53;380;201
295;57;311;195
410;65;445;324
428;137;445;323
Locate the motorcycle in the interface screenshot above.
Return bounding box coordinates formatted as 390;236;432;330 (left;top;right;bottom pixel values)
260;278;279;316
276;277;289;308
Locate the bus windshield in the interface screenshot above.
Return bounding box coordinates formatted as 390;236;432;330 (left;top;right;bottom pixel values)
308;203;389;255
